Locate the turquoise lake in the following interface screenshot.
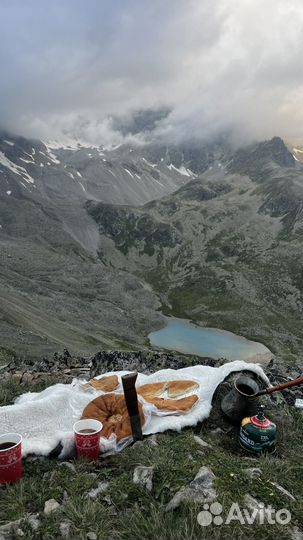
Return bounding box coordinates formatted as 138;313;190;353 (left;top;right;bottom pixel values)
148;318;271;362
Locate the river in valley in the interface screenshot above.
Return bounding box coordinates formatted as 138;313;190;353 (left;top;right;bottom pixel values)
148;317;272;363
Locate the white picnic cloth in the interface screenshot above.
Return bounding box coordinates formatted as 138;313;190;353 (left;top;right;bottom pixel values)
0;361;269;457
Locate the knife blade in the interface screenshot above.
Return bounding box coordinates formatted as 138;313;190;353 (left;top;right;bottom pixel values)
122;372;143;441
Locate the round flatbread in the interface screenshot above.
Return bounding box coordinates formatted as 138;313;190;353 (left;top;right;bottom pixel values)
81;394;145;441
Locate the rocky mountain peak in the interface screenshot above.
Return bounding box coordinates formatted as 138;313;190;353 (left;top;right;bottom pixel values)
259;136;295;168
228;136;295;181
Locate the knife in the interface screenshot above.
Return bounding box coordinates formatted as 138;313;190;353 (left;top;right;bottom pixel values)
122;373;143;441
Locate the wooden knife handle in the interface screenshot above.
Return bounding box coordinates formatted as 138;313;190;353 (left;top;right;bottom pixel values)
122;373;143;440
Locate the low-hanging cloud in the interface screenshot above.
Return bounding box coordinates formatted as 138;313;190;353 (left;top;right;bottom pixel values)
0;0;301;145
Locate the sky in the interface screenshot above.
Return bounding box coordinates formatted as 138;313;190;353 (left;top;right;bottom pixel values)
0;0;301;145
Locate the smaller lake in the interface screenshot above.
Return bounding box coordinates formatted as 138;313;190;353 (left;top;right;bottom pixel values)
148;318;272;363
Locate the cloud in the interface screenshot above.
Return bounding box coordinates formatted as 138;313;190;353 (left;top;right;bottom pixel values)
0;0;301;145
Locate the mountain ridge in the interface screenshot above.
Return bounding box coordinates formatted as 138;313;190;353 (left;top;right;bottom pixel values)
0;133;302;365
86;138;303;366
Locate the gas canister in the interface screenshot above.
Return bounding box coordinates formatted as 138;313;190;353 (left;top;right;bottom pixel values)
239;405;276;455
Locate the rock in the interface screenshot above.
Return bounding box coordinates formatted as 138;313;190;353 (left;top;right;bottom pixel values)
27;514;40;531
295;398;303;409
132;440;144;450
59;521;72;539
148;434;158;447
21;372;34;385
15;530;24;537
48;470;57;483
166;466;216;511
270;482;296;501
244;467;262;479
85;481;109;500
26;455;46;463
289;526;303;540
44;499;60;515
210;428;224;436
0;519;23;540
87;533;97;540
59;461;76;473
102;494;113;506
11;373;23;384
89;351;216;379
1;352;93;386
108;505;118;516
193;435;210;448
133;466;154;492
0;363;9;372
2;351;219;388
86;472;98;479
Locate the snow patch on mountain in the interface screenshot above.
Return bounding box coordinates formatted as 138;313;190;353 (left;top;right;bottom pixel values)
45;147;61;164
167;164;192;177
142;157;157;168
124;168;134;178
20;157;34;164
292;147;303;163
0;151;35;184
45;137;100;151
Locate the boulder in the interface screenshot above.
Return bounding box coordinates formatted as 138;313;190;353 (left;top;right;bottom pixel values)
44;499;60;515
166;466;216;511
133;466;154;492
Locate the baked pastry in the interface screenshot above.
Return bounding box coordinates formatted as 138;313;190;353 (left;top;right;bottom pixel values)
137;382;168;399
82;375;119;393
140;394;198;413
167;380;199;398
81;394;145;441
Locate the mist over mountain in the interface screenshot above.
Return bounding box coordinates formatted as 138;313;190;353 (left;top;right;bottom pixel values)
0;1;301;146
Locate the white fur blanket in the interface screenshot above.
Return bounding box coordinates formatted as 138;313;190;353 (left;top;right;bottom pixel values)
0;361;269;457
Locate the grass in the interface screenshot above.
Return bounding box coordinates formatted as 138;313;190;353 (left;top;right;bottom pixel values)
0;378;302;539
0;346;16;365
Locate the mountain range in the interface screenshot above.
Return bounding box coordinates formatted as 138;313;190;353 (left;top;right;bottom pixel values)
0;130;302;367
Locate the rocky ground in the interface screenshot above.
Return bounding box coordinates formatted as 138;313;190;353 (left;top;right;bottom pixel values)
1;349;302;404
0;350;302;540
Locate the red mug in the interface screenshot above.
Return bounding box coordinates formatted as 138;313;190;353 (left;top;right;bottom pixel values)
0;433;23;485
73;419;103;461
